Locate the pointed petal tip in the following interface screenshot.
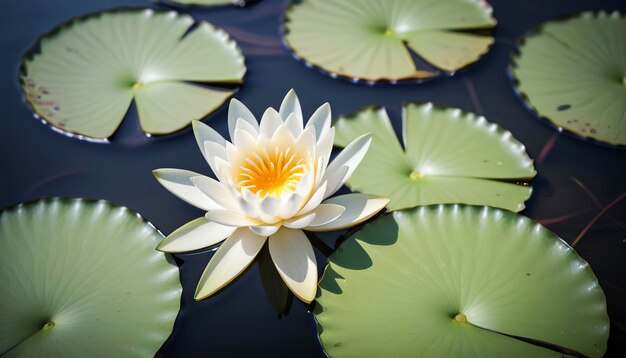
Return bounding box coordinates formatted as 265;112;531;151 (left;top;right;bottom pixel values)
155;242;180;253
191;119;206;131
193;291;207;301
229;97;242;106
194;283;215;301
360;132;373;142
298;293;314;304
287;280;316;303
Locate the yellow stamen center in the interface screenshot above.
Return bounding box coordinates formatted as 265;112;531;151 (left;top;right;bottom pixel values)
132;82;144;90
236;147;306;198
409;170;421;180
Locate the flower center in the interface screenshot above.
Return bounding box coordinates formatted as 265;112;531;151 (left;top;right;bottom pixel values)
236;147;306;198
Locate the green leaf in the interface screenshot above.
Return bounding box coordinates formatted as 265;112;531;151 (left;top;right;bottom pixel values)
0;198;181;357
284;0;496;82
334;103;536;212
316;205;609;357
20;9;246;140
511;11;626;146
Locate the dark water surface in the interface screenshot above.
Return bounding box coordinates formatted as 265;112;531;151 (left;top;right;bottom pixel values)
1;0;625;357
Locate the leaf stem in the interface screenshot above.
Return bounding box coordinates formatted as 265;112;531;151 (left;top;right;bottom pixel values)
571;192;625;247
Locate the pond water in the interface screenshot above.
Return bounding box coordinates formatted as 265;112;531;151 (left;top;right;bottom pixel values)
1;0;624;356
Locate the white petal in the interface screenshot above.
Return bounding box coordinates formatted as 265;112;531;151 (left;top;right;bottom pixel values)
241;187;261;207
306;204;345;227
305;102;331;141
204;141;228;180
314;156;327;188
191;176;237;211
195;228;267;300
224;141;240;164
283;213;316;229
157;217;235;253
237;195;258;218
298;181;327;215
295;171;315;198
260;108;284;138
278;192;304;219
192;120;226;160
233;127;257;153
323;134;372;198
205;210;260;227
250;224;281;236
322;165;349;200
213;157;233;184
269;228;318;303
294;126;316;155
279;89;303;128
259;195;282;218
228;98;258;140
255;196;282;224
283;112;302;137
153;169;220;211
235;117;259;138
306;194;389;232
316;126;335;167
270;122;296;146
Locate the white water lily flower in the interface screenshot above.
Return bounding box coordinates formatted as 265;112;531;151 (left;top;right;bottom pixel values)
153;90;389;303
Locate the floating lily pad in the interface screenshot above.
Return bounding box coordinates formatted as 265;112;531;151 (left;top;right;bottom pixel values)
334;103;536;211
0;198;181;357
283;0;496;82
316;205;609;357
20;8;246;141
511;11;626;146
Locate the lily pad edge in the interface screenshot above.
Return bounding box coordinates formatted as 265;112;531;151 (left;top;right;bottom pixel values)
313;204;610;357
19;7;246;143
508;10;626;149
280;0;498;85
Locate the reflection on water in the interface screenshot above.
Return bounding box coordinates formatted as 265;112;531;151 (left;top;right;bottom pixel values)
257;244;293;317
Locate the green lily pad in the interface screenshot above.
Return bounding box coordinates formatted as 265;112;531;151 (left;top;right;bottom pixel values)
316;205;609;357
284;0;496;82
20;8;246;141
0;198;181;357
334;103;536;212
511;11;626;146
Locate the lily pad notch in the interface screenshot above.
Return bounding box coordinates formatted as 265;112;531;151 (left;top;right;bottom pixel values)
283;0;497;83
20;8;246;142
510;11;626;147
333;103;536;212
316;205;609;357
